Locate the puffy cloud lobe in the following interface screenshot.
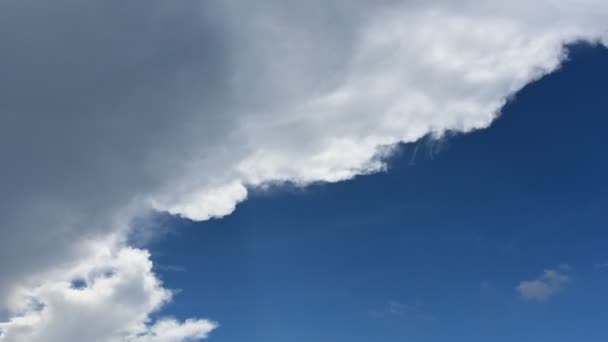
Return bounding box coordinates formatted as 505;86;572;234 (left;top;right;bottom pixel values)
0;0;607;341
122;319;217;342
0;242;217;341
517;268;570;301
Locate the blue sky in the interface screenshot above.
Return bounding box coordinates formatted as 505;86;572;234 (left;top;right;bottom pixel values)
149;44;608;342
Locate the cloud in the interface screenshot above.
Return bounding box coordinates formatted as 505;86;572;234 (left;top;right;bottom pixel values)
123;319;217;342
371;300;409;318
0;240;217;341
0;0;607;340
370;300;436;322
517;268;571;301
594;262;608;270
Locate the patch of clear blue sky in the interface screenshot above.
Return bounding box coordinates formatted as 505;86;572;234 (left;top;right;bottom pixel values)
147;44;608;342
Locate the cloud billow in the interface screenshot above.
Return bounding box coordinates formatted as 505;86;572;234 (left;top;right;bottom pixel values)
0;0;607;341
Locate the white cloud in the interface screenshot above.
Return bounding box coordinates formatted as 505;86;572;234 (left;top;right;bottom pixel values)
0;239;217;342
122;319;217;342
517;268;571;301
0;0;607;340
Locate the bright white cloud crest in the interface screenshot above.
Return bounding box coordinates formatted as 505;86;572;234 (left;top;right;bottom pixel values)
0;0;607;341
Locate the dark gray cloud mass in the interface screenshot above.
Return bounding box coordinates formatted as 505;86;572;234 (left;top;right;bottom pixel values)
0;0;229;293
1;2;232;339
0;0;607;341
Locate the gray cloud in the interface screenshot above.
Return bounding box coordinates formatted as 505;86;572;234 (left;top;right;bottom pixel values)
517;268;571;301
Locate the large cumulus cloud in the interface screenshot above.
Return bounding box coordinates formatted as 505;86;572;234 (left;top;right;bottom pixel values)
0;0;607;341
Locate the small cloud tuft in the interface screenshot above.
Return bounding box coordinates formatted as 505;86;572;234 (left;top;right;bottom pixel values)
516;268;570;302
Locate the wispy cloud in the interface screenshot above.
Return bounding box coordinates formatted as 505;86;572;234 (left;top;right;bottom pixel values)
593;262;608;270
371;300;436;322
155;264;187;273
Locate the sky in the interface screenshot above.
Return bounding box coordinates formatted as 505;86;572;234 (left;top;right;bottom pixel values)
148;44;608;342
0;1;607;341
